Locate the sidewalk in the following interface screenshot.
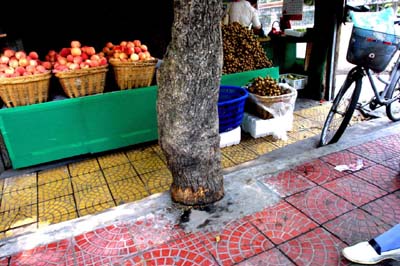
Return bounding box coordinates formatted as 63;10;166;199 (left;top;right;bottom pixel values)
0;117;399;265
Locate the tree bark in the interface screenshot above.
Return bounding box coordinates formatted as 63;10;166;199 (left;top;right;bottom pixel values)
157;1;224;206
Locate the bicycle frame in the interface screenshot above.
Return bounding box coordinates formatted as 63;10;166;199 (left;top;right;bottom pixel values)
362;50;400;106
343;49;400;108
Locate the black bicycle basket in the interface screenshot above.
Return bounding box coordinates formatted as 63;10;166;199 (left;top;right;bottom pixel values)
346;26;400;73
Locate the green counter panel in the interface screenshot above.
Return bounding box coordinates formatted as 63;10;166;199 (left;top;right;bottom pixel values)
0;67;278;169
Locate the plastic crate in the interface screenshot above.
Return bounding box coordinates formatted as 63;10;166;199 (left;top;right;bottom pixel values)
346;26;400;73
218;85;248;133
279;73;308;90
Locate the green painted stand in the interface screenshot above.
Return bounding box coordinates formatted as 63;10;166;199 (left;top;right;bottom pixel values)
0;67;278;169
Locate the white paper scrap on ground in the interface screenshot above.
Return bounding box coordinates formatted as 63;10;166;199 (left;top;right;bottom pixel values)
334;159;364;172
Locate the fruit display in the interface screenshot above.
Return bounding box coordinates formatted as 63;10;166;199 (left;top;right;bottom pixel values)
222;22;273;74
247;76;287;96
51;41;108;73
102;40;155;62
0;49;51;77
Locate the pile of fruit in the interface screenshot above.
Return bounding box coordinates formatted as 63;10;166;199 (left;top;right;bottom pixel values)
222;22;273;74
247;76;287;96
102;40;155;62
0;49;51;78
49;41;108;73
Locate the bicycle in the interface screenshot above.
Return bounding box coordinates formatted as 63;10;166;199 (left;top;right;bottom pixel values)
319;13;400;147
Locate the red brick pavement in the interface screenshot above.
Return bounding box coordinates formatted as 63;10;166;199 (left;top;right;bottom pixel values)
2;133;400;265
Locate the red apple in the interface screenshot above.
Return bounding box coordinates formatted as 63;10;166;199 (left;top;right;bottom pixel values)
73;56;82;64
4;67;15;75
42;61;52;70
85;47;96;56
29;59;38;67
15;66;26;75
71;40;81;48
130;53;139;61
133;40;141;47
66;54;74;62
0;56;9;64
3;49;15;58
99;57;107;65
81;53;89;61
70;47;81;56
9;58;19;68
140;44;148;52
59;48;71;57
18;58;29;67
15;51;26;60
106;42;113;49
28;51;39;60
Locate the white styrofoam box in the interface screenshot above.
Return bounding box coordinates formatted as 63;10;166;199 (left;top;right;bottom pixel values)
280;73;308;90
241;112;294;139
220;126;241;148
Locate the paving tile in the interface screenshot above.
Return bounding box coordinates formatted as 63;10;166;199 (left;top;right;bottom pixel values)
108;177;149;205
71;170;107;192
374;133;400;154
362;191;400;227
278;227;349;266
9;239;75;266
74;223;138;265
323;208;392;246
102;163;138;183
68;158;100;176
97;151;130;169
203;219;274;265
246;201;318;245
38;195;78;228
236;247;295;265
38;178;73;202
75;185;114;212
294;159;346;185
38;166;70;185
260;169;316;197
352;164;400;193
264;135;298;148
0;257;8;265
291;115;321;132
117;232;217;266
0;205;37;232
322;175;387;207
2;173;36;194
126;145;159;162
347;141;400;163
320;150;376;170
131;155;167;175
140;168;173;195
0;187;37;212
78;201;116;217
287;128;318;142
380;156;400;172
222;145;259;165
245;141;279;156
125;213;186;252
221;154;236;169
286;186;356;224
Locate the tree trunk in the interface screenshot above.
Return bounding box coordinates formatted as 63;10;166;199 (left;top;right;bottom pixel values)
157;1;224;206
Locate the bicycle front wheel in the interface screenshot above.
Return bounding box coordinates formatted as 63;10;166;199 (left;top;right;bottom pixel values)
319;77;362;146
386;74;400;121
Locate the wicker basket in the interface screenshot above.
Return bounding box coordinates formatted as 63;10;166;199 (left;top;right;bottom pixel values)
55;65;108;98
110;59;157;90
0;72;51;108
246;84;297;119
